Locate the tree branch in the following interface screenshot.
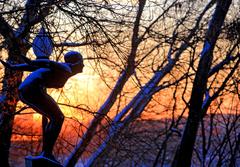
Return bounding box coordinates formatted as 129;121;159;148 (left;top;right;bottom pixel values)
0;15;15;41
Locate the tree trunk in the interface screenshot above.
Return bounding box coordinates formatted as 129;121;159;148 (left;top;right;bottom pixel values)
0;47;25;167
171;0;232;167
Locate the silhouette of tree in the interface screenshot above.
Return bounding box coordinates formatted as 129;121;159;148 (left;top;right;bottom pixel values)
0;0;239;167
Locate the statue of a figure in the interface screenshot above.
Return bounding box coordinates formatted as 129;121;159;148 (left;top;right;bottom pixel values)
0;51;84;163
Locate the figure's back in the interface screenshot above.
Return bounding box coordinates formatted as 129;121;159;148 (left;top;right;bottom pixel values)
19;67;70;90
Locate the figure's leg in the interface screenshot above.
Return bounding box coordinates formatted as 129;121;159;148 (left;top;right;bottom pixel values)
40;96;64;156
19;88;64;158
41;88;49;147
42;115;48;151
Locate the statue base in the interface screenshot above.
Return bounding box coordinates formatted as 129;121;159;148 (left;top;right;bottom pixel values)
25;156;63;167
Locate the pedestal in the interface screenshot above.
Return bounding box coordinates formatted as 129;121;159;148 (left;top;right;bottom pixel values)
25;156;63;167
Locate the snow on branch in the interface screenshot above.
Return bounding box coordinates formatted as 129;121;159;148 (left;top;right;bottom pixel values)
15;0;58;38
54;40;104;47
84;2;220;165
208;54;237;76
202;56;240;113
200;41;211;57
65;1;147;166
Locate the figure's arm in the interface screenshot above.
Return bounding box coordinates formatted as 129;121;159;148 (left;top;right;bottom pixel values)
0;60;38;71
11;64;38;71
21;56;72;73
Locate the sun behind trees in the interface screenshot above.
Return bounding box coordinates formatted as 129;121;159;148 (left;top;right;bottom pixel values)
0;0;239;167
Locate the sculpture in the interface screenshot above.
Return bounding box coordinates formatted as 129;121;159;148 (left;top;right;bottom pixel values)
0;51;84;164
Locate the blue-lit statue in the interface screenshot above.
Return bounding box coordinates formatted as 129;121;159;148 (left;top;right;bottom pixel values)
0;51;84;164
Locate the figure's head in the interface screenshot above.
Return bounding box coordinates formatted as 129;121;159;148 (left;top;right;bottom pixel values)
64;51;84;73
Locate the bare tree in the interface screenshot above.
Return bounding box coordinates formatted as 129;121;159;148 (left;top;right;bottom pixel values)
0;0;239;167
172;1;235;166
0;1;60;166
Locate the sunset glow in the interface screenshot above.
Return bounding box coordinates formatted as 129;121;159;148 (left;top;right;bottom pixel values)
0;1;239;167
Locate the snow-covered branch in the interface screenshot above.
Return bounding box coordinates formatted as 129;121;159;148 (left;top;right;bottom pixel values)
85;2;218;164
202;56;240;113
54;39;108;47
64;2;147;166
15;0;62;38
